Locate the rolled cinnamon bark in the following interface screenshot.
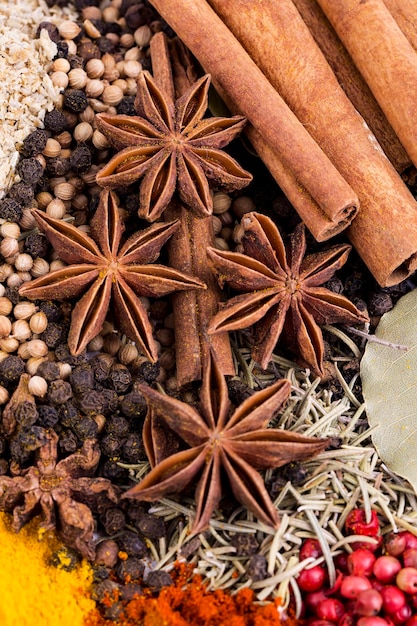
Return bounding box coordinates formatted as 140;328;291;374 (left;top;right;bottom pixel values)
315;0;417;170
148;0;359;242
206;0;417;286
292;0;410;173
382;0;417;52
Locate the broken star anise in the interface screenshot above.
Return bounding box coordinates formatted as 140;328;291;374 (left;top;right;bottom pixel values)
207;212;369;376
19;189;205;359
95;71;252;222
0;431;119;559
123;351;329;533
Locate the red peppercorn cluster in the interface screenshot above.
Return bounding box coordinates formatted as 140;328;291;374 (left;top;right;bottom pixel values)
294;509;417;626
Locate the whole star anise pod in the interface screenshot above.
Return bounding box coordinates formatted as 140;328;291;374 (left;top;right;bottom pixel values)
0;431;119;559
19;189;205;359
95;71;252;221
123;351;329;533
207;212;369;376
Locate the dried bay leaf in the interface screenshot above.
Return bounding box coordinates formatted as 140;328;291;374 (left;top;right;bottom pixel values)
361;288;417;490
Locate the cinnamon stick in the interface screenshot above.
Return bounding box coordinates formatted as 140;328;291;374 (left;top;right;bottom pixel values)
382;0;417;52
315;0;417;171
150;33;235;386
292;0;411;173
148;0;359;242
204;0;417;287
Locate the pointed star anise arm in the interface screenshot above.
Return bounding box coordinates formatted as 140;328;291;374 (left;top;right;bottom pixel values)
19;190;205;359
208;213;369;375
95;71;252;221
124;351;329;532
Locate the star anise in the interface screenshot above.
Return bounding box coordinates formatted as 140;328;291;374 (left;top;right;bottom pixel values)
95;71;252;222
207;212;369;376
19;189;205;359
123;351;329;533
0;431;118;559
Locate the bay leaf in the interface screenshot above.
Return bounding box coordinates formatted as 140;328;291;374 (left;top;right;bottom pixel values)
361;288;417;490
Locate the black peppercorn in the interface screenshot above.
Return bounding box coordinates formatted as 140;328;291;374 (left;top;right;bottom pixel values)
0;356;25;388
368;291;393;317
100;388;119;415
136;513;165;540
230;533;259;556
48;379;73;405
92;580;121;604
0;198;23;222
134;360;160;383
17;158;44;185
122;433;146;463
116;96;136;116
36;361;60;382
117;531;147;557
59;429;79;453
10;426;47;464
143;570;173;591
36;21;60;42
105;416;130;438
96;37;116;54
110;364;132;393
227;379;254;406
67;54;84;70
70;144;92;174
246;555;268;581
100;508;126;535
39;301;62;323
77;41;101;60
22;129;49;156
38;405;60;428
70;365;95;394
40;322;64;349
59;402;79;427
102;459;127;481
46;157;71;177
73;416;99;440
77;390;105;416
54;40;69;59
91;355;113;383
63;89;88;113
15;401;39;428
4;287;20;305
119;390;147;420
100;434;122;458
24;233;49;258
44;109;68;134
8;182;35;207
120;583;143;601
116;557;145;582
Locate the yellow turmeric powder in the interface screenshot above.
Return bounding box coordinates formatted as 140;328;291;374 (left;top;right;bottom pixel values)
0;512;95;626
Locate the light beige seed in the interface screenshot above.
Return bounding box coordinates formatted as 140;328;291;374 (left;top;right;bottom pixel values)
54;182;76;201
0;337;19;353
0;316;12;338
87;334;104;352
79;106;95;124
51;71;69;89
14;302;38;320
85;58;105;79
53;58;71;73
46;198;66;220
214;237;230;251
123;60;142;79
28;375;48;397
55;132;72;149
31;258;49;278
0;386;9;404
68;68;88;89
134;25;152;47
0;237;19;258
103;333;121;356
26;339;48;358
44;138;63;159
125;77;137;96
0;285;5;298
92;129;111;150
82;6;102;20
213;191;232;214
112;78;127;93
12;319;31;341
66;39;78;55
83;18;101;39
58;20;82;40
120;33;134;48
58;362;72;380
26;356;47;375
0;264;13;282
124;46;141;62
0;297;12;316
118;343;138;365
93;414;106;433
50;260;66;272
102;84;124;106
29;311;48;334
74;121;93;143
17;271;32;284
17;342;30;360
72;194;88;211
49;176;67;190
86;80;105;98
102;6;119;22
0;222;20;239
14;254;34;272
36;191;54;209
19;208;37;230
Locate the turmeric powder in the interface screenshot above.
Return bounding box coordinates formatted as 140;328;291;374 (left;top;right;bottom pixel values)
0;512;95;626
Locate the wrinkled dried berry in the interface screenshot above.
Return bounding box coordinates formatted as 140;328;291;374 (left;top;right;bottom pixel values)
17;158;44;185
24;233;48;258
92;355;113;382
77;390;105;415
58;429;78;453
246;554;268;581
227;379;254;405
116;96;136;116
38;405;60;428
70;365;95;394
122;433;146;463
10;426;47;464
100;388;119;415
54;41;69;58
4;287;20;305
59;402;79;427
110;364;131;393
144;570;173;591
368;291;393;317
116;558;145;582
117;531;147;557
78;41;100;60
73;416;98;440
36;21;59;42
63;89;88;113
36;361;60;382
119;391;147;420
8;182;35;207
134;360;160;383
15;401;39;428
104;602;124;621
92;580;121;604
136;513;165;540
0;356;25;387
230;533;259;556
44;109;68;134
0;198;23;222
100;434;122;458
22;129;49;156
100;508;126;535
70;144;91;173
105;416;130;438
96;36;116;54
102;459;127;481
39;301;62;323
67;54;84;70
120;583;143;601
46;157;71;177
40;322;64;349
48;379;73;405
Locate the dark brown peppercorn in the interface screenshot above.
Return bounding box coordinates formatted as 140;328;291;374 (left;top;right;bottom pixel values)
134;360;160;383
15;401;39;428
105;416;130;438
70;144;92;174
100;434;122;458
230;533;259;556
0;356;25;388
116;96;136;116
92;355;113;382
0;198;23;222
122;433;146;464
59;402;79;427
70;365;95;394
46;157;71;177
99;388;119;415
120;583;143;601
36;361;60;382
116;531;147;557
54;41;69;59
100;508;126;535
136;513;165;540
24;233;49;258
44;109;68;134
48;379;73;405
10;426;47;464
63;89;88;113
73;416;98;440
8;182;35;207
36;21;60;42
17;158;44;185
368;291;393;316
119;390;147;420
77;390;105;415
143;570;173;591
67;54;84;70
58;429;79;453
116;557;145;582
92;580;121;604
38;405;60;428
39;301;62;322
4;287;20;305
0;459;8;475
124;3;154;30
246;554;268;581
40;322;65;349
96;37;116;55
227;379;255;406
110;364;132;393
104;602;124;621
78;41;101;60
102;459;127;481
22;129;49;156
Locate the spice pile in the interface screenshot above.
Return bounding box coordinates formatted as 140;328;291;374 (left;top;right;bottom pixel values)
0;1;416;626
